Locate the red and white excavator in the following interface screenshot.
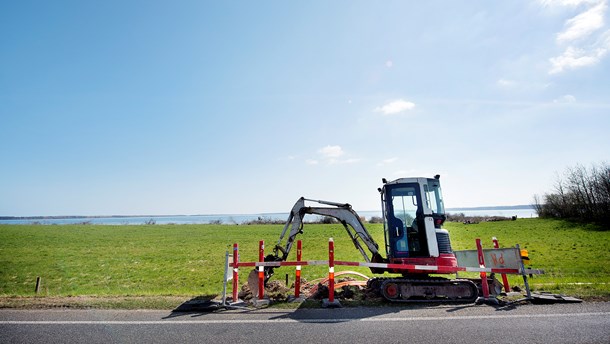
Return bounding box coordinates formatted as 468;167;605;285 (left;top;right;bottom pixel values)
261;175;497;303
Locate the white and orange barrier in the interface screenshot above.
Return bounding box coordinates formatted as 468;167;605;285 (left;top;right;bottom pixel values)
228;237;543;301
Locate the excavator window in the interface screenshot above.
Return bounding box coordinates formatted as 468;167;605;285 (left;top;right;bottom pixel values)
390;188;417;226
424;182;445;214
384;184;429;258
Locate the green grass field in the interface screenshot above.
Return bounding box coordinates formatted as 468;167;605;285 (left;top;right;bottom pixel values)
1;218;608;304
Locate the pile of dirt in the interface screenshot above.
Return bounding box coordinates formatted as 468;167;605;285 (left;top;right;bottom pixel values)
305;277;370;301
239;276;370;303
239;280;292;302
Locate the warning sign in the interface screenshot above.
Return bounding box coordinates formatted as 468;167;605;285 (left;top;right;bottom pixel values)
455;248;522;270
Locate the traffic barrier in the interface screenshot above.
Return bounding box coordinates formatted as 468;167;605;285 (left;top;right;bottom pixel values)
230;237;543;301
331;260;528;274
235;255;539;273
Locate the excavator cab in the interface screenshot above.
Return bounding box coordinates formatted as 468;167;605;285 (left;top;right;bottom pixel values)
380;175;451;262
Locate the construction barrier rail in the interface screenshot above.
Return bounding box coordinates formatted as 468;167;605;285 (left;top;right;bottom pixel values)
236;259;543;274
225;237;543;303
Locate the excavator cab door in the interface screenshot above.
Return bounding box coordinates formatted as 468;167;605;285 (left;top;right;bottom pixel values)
382;182;428;259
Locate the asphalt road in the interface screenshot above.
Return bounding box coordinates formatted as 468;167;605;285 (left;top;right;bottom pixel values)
1;302;609;344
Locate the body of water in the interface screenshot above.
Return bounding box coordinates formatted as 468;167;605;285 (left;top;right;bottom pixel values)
0;207;536;225
447;207;538;219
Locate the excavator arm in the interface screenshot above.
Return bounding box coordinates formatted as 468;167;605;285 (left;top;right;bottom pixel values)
261;197;385;282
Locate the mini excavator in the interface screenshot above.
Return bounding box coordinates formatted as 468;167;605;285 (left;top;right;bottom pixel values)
259;176;496;302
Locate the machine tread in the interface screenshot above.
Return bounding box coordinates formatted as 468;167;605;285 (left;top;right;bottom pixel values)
367;277;479;303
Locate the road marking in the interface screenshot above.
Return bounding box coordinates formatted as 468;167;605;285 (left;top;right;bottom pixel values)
532;282;609;285
1;312;609;325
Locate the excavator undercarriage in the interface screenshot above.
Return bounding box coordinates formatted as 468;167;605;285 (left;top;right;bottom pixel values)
368;277;481;303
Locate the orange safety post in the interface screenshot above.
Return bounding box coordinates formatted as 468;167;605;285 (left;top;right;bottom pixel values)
232;243;239;302
258;240;265;300
295;240;302;298
328;238;335;303
476;238;490;299
492;237;511;293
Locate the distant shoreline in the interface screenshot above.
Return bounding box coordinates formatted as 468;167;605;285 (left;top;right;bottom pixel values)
0;205;534;220
446;204;533;211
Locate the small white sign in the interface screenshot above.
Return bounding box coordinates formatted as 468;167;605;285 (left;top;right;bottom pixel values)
225;254;234;280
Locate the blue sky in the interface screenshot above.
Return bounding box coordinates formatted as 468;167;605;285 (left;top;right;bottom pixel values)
1;1;609;216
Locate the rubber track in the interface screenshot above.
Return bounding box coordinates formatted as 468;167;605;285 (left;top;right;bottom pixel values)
368;277;479;303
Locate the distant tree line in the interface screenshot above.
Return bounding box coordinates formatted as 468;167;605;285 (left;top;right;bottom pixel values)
242;215;380;225
533;162;610;227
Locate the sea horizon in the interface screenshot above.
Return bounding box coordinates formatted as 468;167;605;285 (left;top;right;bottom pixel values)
0;205;537;225
0;204;534;220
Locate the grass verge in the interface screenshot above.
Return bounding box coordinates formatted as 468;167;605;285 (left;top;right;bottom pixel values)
0;296;188;310
1;218;608;308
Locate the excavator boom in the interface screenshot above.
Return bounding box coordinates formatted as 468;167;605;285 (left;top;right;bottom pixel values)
271;197;384;265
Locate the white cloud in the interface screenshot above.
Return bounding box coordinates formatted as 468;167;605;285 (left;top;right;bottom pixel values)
549;44;608;73
318;145;344;158
377;157;398;166
496;78;552;92
546;0;610;73
385;60;393;68
309;145;362;165
338;158;361;164
554;94;577;102
557;1;606;42
497;78;517;88
539;0;600;7
375;99;415;115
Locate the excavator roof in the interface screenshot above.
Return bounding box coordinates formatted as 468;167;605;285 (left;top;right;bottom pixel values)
384;176;439;186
